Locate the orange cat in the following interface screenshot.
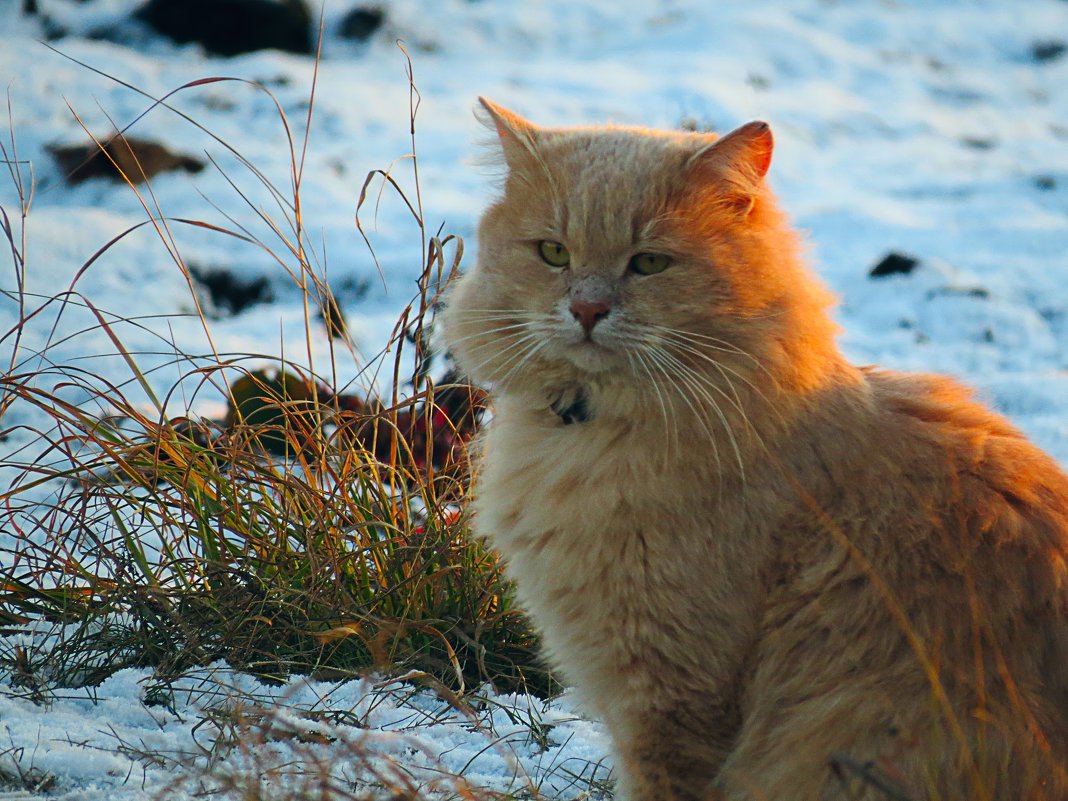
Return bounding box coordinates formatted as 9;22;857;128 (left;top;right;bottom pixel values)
439;98;1068;800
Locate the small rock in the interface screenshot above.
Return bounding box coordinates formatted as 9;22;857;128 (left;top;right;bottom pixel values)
869;252;919;279
225;369;320;456
678;117;717;133
49;136;205;185
1035;175;1057;191
960;136;997;150
746;74;770;91
339;5;385;42
1032;40;1067;63
189;265;273;316
135;0;312;56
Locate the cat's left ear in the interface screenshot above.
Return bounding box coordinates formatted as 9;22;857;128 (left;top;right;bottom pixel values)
476;97;541;171
686;121;774;213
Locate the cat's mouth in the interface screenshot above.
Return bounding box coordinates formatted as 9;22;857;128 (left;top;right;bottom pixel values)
559;338;619;373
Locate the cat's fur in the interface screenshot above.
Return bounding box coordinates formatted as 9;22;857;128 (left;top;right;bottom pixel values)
439;98;1068;800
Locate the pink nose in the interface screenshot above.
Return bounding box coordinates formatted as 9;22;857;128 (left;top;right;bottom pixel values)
570;299;611;335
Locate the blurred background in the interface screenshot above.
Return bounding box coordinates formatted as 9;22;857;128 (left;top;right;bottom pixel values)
3;1;1067;439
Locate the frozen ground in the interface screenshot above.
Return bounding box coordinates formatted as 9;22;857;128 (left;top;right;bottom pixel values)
1;0;1067;798
0;641;609;800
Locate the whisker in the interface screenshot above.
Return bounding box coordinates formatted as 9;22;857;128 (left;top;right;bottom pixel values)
658;337;787;435
629;348;678;458
657;339;754;415
648;325;783;396
445;321;539;348
643;346;723;478
496;338;552;389
454;313;545;322
653;347;747;483
456;329;545;381
645;324;768;367
453;309;546;319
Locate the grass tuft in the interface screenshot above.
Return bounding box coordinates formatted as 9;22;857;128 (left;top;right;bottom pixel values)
0;54;551;703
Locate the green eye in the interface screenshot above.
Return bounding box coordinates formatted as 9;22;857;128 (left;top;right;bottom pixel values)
538;240;570;268
629;253;671;276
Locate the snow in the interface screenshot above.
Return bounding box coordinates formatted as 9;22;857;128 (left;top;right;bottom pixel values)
1;0;1067;797
0;654;609;799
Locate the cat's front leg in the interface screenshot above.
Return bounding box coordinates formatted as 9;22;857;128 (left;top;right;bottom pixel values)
612;741;724;801
609;703;739;801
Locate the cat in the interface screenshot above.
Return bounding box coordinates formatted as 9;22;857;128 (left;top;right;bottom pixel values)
438;98;1068;801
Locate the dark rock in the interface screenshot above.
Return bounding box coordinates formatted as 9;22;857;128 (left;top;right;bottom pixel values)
49;136;205;185
135;0;312;56
339;5;385;42
678;117;717;133
42;19;68;40
20;0;68;39
960;136;997;150
746;74;770;91
224;369;319;456
926;286;990;300
1035;175;1057;191
1032;40;1067;63
189;265;273;316
868;252;919;279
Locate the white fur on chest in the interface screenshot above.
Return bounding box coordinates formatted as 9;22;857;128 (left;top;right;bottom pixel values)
472;404;753;710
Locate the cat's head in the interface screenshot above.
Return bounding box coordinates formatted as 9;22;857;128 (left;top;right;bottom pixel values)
440;99;838;419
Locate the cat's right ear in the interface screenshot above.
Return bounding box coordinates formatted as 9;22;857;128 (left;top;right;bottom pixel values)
476;97;541;171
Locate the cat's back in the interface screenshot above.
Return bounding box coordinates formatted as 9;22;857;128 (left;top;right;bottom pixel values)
743;369;1068;794
863;367;1068;541
856;369;1068;720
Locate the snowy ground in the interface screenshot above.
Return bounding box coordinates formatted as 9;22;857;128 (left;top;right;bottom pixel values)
2;0;1067;798
0;637;609;799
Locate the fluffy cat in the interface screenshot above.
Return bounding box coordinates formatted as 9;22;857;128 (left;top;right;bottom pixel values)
439;98;1068;800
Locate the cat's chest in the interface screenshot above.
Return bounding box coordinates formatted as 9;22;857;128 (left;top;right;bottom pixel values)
472;409;729;609
473;409;762;699
476;412;683;546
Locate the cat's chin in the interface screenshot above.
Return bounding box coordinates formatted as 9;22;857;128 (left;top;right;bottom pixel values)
560;341;619;374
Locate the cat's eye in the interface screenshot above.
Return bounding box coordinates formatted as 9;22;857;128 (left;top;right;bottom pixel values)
628;253;671;276
538;240;571;268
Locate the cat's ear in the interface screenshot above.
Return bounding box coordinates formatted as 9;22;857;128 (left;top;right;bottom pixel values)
686;121;774;214
476;97;541;171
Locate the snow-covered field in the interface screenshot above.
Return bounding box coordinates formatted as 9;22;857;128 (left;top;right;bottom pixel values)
2;0;1067;798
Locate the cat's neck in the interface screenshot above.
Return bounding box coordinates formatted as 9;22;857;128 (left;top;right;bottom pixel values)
496;332;862;470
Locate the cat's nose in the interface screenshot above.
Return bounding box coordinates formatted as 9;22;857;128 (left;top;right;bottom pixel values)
570;299;611;335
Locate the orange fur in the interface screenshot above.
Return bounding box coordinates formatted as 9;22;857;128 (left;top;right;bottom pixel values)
439;98;1068;800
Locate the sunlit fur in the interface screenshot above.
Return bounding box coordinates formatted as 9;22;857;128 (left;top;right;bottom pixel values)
439;99;1068;801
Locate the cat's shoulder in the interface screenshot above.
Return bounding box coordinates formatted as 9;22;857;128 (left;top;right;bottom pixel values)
860;365;1068;535
861;366;1022;439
